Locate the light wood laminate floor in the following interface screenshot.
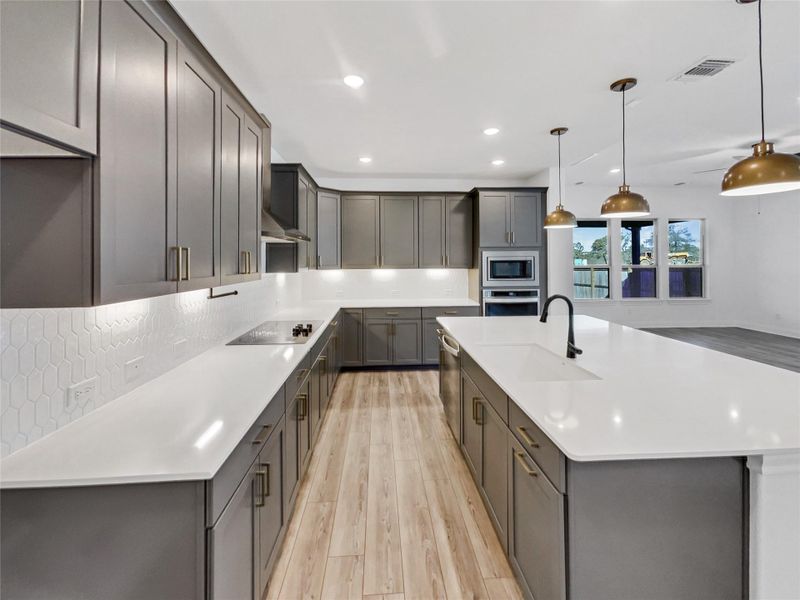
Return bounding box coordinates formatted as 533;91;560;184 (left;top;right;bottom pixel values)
642;327;800;373
266;369;522;600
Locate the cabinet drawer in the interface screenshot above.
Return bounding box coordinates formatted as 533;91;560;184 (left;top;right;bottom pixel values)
422;305;480;319
206;386;285;526
461;351;507;423
284;354;312;402
363;307;421;320
509;401;565;492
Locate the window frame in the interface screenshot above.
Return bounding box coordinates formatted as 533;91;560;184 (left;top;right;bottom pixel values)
572;219;611;301
620;218;658;300
666;217;707;300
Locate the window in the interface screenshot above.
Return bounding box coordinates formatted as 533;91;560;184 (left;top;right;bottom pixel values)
573;220;609;299
621;219;657;298
668;219;704;297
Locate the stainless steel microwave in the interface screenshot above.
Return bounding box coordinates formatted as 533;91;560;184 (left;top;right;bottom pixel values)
482;250;540;288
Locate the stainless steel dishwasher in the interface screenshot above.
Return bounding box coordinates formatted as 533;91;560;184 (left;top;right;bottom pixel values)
437;328;461;441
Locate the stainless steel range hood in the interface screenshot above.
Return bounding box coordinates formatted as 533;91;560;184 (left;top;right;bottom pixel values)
261;208;309;243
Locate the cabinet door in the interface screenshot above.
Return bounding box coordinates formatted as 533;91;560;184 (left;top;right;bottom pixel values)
307;184;318;269
97;0;178;304
422;319;440;365
257;423;285;595
393;319;422;365
297;381;311;472
380;195;418;268
508;438;566;600
208;463;257;600
478;192;510;247
220;92;244;285
510;192;541;247
341;309;363;366
460;372;483;482
0;0;98;154
284;394;300;512
297;175;309;269
319;351;330;415
239;115;262;279
176;45;220;292
310;357;322;442
317;191;341;269
419;195;446;267
341;195;380;268
446;194;474;267
364;319;392;366
481;402;508;548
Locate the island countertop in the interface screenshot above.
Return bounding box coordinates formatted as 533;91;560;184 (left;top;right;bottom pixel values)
437;315;800;462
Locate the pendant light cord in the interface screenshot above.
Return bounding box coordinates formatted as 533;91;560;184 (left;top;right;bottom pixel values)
758;0;765;142
622;87;627;186
557;133;563;207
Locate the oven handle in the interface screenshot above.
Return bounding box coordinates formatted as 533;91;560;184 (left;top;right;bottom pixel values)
438;333;460;357
484;297;540;304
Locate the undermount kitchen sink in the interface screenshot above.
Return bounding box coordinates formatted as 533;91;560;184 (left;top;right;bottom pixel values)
474;342;600;382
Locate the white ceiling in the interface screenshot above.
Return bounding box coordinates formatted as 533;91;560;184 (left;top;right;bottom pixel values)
171;0;800;187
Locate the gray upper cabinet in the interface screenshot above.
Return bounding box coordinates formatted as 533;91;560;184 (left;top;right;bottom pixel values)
510;191;542;247
239;115;262;280
176;45;221;292
96;0;178;304
297;175;309;269
446;194;474;267
0;0;99;154
420;195;446;267
307;183;318;269
317;191;341;269
341;194;380;268
380;195;418;268
478;190;543;248
271;165;317;269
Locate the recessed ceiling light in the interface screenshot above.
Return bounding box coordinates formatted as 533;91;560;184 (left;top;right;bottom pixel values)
609;167;621;174
492;159;505;166
359;156;372;164
343;75;364;89
483;127;500;136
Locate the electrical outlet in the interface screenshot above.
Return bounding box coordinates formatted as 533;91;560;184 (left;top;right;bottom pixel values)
67;377;97;408
173;339;188;360
125;356;144;384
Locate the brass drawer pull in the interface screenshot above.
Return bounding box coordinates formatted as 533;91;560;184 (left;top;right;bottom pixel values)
255;470;267;506
516;426;540;448
261;462;271;498
172;246;183;282
515;451;538;477
297;394;308;420
444;310;458;315
472;397;483;424
241;250;247;274
181;246;191;280
252;424;272;445
385;311;399;316
296;368;309;382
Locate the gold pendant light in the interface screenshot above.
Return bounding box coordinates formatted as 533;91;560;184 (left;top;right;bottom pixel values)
721;0;800;196
544;127;577;229
601;78;651;218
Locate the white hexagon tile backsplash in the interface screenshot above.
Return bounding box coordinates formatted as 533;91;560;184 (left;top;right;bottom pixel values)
0;275;302;458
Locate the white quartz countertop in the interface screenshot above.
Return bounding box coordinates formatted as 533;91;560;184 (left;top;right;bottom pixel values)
438;315;800;462
0;298;477;489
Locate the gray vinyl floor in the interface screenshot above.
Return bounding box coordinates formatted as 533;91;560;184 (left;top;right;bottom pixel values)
641;327;800;373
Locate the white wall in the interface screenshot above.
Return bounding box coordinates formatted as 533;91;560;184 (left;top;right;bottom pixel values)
545;168;742;328
0;275;303;457
300;269;469;301
733;192;800;337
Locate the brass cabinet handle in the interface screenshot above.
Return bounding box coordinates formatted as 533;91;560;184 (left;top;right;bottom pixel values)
297;394;308;419
386;311;399;316
331;321;339;327
441;255;445;266
181;246;191;280
446;255;450;267
261;462;271;498
515;451;538;477
296;368;309;382
516;426;540;448
255;470;267;506
475;399;484;425
444;310;458;315
246;251;252;274
317;255;320;268
252;424;272;445
172;246;183;282
241;250;247;274
472;397;482;423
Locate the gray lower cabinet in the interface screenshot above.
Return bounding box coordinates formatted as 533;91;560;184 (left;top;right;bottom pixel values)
317;191;341;269
341;194;380;268
96;0;178;304
461;372;483;480
380;195;418;268
296;379;311;473
422;319;440;365
0;0;99;154
256;421;285;594
508;438;566;600
392;319;422;365
341;309;364;366
284;392;300;511
176;44;221;292
310;356;323;441
364;319;392;366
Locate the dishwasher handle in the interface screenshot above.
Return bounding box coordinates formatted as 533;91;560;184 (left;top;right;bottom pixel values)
439;332;460;357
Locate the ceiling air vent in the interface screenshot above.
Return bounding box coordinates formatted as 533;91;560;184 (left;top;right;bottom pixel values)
673;58;736;82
